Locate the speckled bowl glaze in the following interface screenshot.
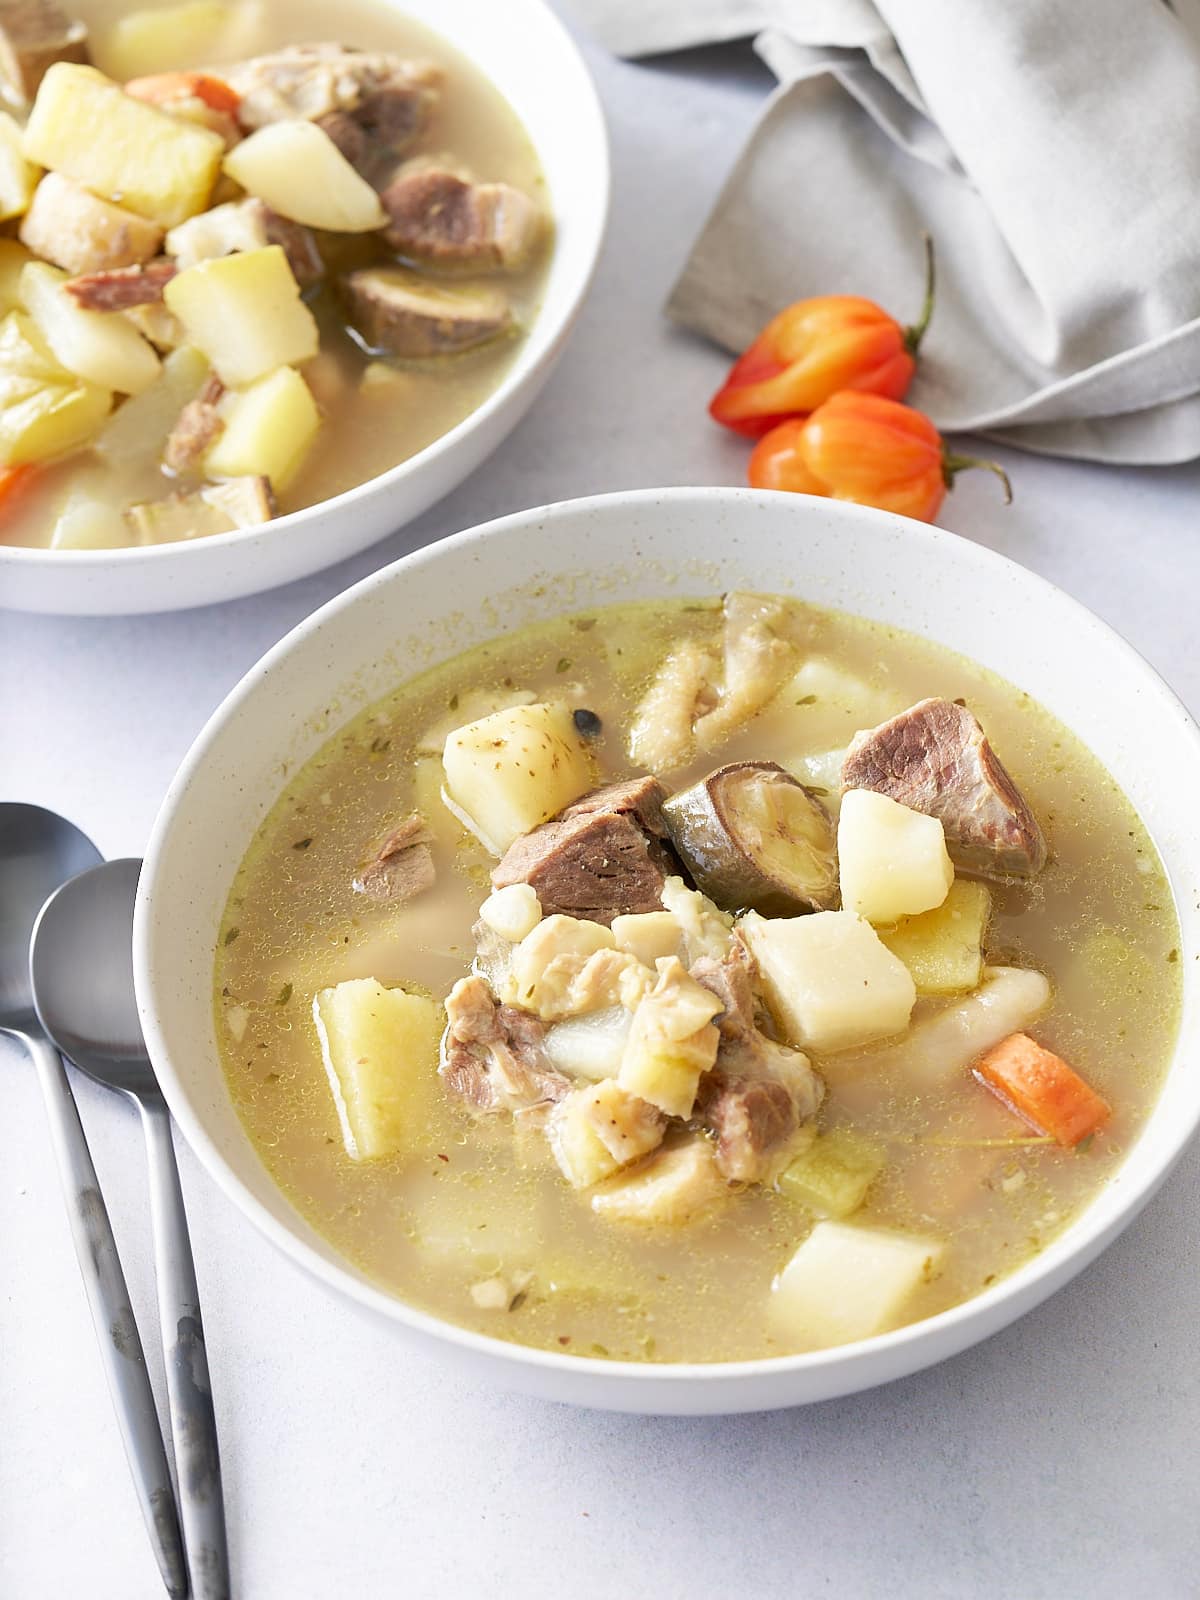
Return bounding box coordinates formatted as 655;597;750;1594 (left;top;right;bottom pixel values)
1;0;608;615
135;488;1200;1413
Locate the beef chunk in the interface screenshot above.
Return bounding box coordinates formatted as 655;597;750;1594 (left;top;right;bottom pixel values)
351;813;436;903
841;697;1048;879
491;777;681;926
441;976;570;1112
163;373;224;475
692;945;823;1182
64;258;176;311
338;267;511;358
0;0;87;106
227;44;440;149
380;168;541;272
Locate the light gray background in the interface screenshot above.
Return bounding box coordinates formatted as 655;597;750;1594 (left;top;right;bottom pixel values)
2;20;1198;1599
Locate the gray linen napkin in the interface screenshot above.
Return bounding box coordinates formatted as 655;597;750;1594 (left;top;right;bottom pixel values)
569;0;1200;463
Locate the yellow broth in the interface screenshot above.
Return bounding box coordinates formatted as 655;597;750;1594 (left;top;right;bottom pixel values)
214;597;1181;1363
2;0;550;548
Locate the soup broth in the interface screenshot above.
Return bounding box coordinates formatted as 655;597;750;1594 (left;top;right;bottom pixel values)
215;597;1180;1364
0;0;550;549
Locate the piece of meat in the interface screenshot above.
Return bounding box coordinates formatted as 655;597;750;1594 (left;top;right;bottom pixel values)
315;107;366;167
0;0;87;106
841;697;1048;878
163;374;224;475
440;975;570;1112
351;813;435;903
379;168;542;272
64;258;177;311
20;172;162;274
692;945;824;1182
338;266;511;358
227;44;440;150
165;198;323;286
491;778;681;926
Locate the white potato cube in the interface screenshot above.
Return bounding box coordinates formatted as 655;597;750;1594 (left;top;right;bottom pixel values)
591;1139;727;1226
0;113;37;221
771;1221;944;1347
739;910;916;1053
441;701;591;854
312;978;441;1161
223;121;386;233
20;261;160;394
837;788;954;924
478;883;541;943
611;911;682;967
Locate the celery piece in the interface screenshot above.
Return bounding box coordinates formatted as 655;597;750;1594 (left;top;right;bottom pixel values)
778;1129;885;1218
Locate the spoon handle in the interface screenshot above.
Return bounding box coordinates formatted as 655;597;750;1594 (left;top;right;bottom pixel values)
139;1094;231;1600
25;1031;188;1599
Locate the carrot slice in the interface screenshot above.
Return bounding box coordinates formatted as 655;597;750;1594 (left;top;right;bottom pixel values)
973;1031;1110;1147
0;464;37;516
124;72;241;117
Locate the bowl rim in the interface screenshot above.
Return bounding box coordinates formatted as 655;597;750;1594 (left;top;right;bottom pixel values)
135;486;1200;1390
0;0;610;575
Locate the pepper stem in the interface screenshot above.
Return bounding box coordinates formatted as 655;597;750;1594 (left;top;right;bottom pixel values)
903;234;936;355
943;451;1013;504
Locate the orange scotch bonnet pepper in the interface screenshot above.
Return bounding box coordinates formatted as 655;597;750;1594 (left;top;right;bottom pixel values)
710;238;936;438
747;392;1012;524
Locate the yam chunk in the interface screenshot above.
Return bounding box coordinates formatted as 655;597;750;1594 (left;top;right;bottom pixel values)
204;365;320;492
837;788;954;925
312;978;442;1161
771;1221;944;1347
739;910;916;1054
223;120;386;233
23;63;224;227
20;172;163;274
164;245;318;386
441;701;592;855
547;1079;664;1189
590;1139;728;1226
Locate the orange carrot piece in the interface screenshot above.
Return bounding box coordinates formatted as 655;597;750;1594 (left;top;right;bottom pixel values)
0;464;37;516
973;1032;1110;1148
124;72;241;117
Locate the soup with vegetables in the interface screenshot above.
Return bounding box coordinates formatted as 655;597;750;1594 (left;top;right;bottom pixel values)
0;0;550;550
214;595;1180;1363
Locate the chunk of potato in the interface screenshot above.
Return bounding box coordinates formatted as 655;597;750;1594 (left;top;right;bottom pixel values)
50;495;135;550
590;1139;727;1226
204;364;319;491
23;64;224;227
441;701;592;855
770;1221;944;1347
0;113;37;220
94;2;247;81
0;239;31;315
776;658;905;753
312;978;442;1161
548;1080;663;1189
838;788;954;924
20;261;160;395
739;909;916;1054
223;120;386;233
878;879;991;995
617;957;721;1118
164;245;318;387
0;310;111;464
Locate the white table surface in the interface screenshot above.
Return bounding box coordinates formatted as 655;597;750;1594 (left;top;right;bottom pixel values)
4;19;1200;1599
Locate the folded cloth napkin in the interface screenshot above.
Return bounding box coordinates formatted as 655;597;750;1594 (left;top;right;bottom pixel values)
568;0;1200;462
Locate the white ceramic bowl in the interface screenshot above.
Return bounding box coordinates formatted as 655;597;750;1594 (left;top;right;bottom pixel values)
135;488;1200;1413
1;0;608;616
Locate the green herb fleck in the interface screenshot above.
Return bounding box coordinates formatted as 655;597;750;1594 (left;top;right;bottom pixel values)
277;983;293;1006
556;657;572;674
448;693;459;710
292;836;313;851
1076;1133;1095;1154
370;736;390;754
223;927;239;946
796;694;818;706
1167;948;1179;964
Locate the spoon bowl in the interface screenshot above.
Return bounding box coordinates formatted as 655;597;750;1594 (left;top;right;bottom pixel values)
0;803;100;1030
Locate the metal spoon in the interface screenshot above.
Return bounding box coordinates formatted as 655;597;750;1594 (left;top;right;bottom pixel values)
0;805;186;1598
31;856;230;1600
32;864;232;1600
